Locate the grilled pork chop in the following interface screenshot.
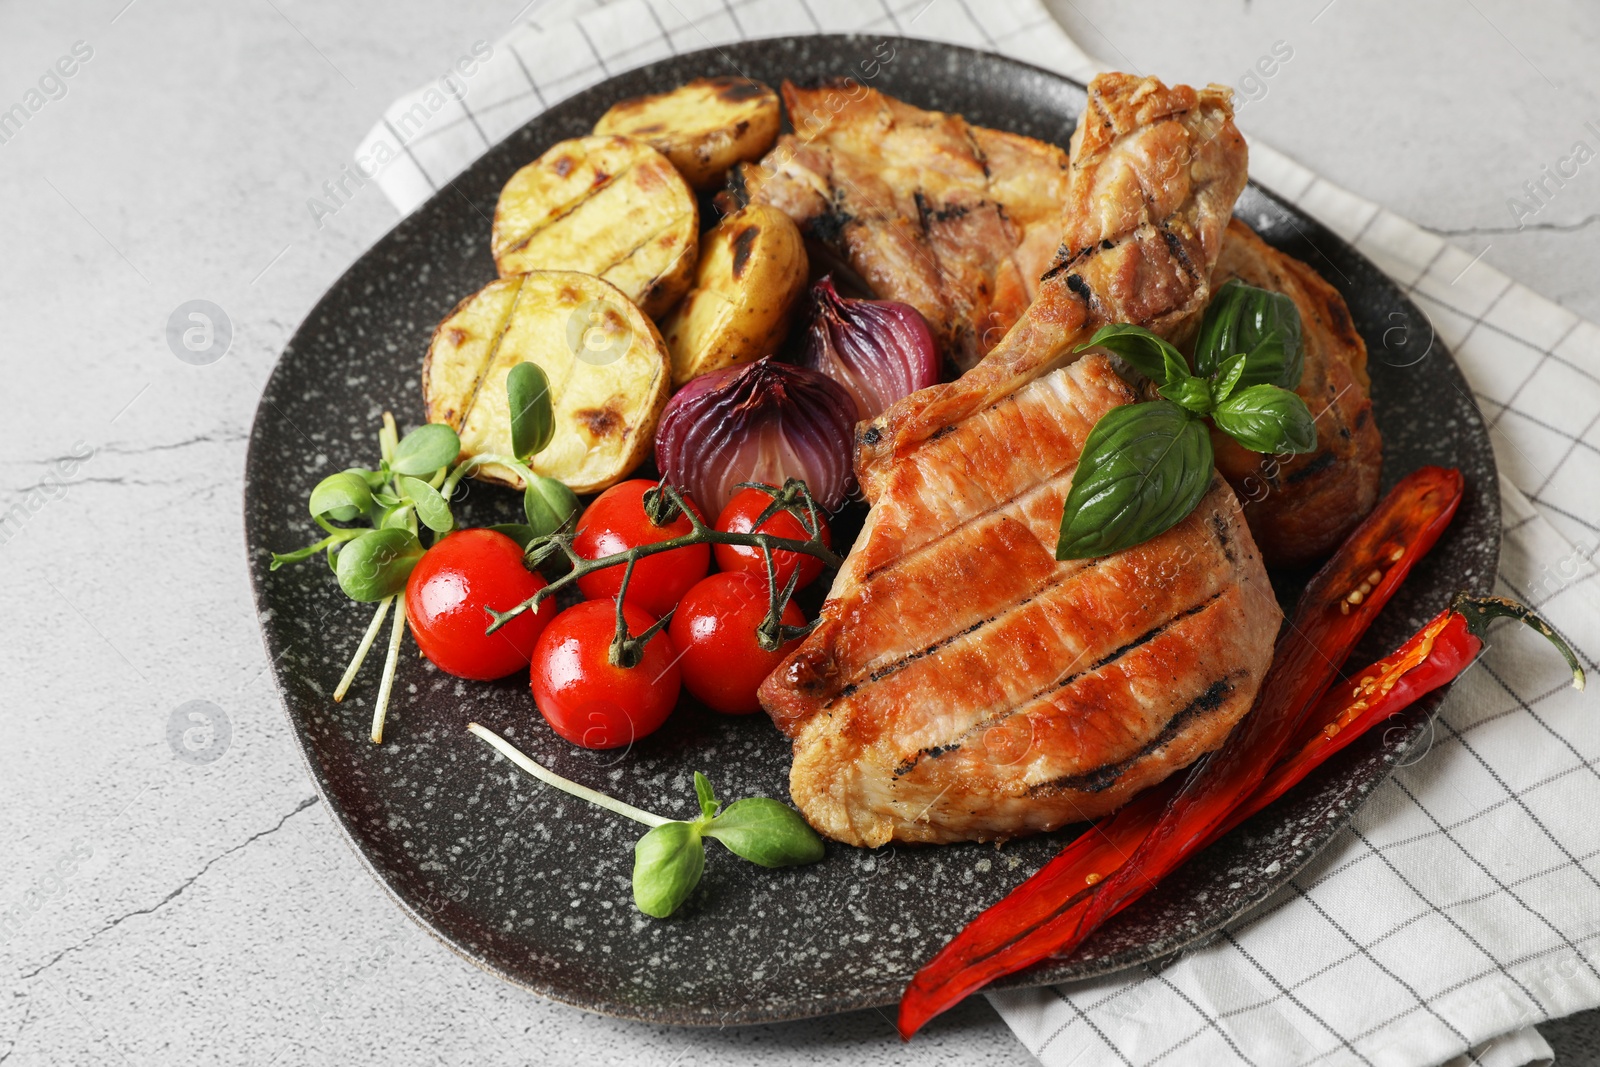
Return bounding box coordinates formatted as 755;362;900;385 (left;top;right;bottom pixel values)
737;80;1381;569
729;81;1070;374
759;74;1281;847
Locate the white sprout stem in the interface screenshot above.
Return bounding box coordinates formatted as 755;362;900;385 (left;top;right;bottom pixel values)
466;723;670;827
334;596;393;703
370;591;407;744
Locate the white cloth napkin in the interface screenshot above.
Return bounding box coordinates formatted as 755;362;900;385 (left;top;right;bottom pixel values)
356;3;1600;1064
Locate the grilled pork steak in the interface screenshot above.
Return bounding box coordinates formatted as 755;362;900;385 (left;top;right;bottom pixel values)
739;79;1381;569
760;74;1281;846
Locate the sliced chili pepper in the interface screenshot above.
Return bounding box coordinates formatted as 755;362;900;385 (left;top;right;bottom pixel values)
898;466;1465;1039
1223;593;1585;835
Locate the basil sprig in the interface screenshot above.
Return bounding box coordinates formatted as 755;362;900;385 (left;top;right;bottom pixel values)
1058;284;1317;560
468;724;824;919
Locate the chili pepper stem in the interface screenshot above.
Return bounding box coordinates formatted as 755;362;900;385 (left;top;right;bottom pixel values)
1450;592;1585;690
334;595;394;703
467;722;670;827
370;590;408;743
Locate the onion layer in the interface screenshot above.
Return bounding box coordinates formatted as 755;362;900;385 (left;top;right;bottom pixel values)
800;276;939;420
654;358;858;513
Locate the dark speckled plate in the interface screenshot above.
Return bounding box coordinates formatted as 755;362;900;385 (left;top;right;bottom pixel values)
244;37;1499;1026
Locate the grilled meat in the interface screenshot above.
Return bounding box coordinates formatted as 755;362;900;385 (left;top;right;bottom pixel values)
759;74;1280;846
1209;220;1383;566
730;81;1070;374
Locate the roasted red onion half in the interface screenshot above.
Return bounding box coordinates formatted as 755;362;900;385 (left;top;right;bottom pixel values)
655;358;858;513
800;276;939;420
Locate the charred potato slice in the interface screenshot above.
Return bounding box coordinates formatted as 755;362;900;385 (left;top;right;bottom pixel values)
662;205;809;387
592;77;780;190
423;271;671;493
491;136;697;318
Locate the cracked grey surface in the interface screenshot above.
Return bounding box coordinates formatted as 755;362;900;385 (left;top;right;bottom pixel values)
1;0;1596;1064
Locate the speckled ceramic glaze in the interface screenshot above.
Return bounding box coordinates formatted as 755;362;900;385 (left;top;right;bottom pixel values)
244;37;1500;1026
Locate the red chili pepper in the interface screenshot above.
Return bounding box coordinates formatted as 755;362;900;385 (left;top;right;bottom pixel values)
898;466;1466;1039
1223;593;1584;835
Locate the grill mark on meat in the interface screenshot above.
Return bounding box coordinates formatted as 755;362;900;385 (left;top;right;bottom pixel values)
1160;222;1198;281
1210;512;1236;564
1027;675;1237;795
1286;449;1338;485
891;590;1225;778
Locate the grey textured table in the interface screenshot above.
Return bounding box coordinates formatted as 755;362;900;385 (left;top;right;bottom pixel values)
1;1;1596;1064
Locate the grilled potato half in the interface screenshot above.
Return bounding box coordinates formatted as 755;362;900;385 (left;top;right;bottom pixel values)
592;77;780;190
491;136;697;318
423;271;671;493
662;205;809;387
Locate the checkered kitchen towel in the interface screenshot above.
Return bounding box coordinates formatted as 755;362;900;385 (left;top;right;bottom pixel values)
355;2;1600;1064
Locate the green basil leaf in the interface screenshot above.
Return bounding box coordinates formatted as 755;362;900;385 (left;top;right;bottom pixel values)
390;423;461;476
397;475;454;534
1055;400;1214;561
633;821;705;918
692;772;720;821
1210;352;1247;406
1211;384;1319;455
1194;278;1304;388
488;523;538;548
506;362;555;462
1073;324;1189;386
334;527;424;602
1157;375;1213;416
308;471;372;522
704;799;826;868
524;475;580;536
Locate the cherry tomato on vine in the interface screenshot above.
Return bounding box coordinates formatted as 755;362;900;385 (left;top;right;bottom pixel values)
573;479;710;618
713;486;832;592
531;599;681;749
404;528;554;681
668;572;806;714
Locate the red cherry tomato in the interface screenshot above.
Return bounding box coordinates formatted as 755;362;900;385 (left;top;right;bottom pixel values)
713;486;832;592
573;480;710;618
405;528;554;681
668;572;806;714
531;600;681;749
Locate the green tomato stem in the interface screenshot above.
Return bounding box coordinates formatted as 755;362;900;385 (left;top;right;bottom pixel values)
467;723;671;828
370;590;408;744
334;595;394;703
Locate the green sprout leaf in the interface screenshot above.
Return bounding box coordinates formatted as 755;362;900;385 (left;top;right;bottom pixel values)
390;423;461;477
334;527;424;602
1193;278;1304;387
488;523;539;548
693;771;720;821
507;362;555;462
397;475;454;534
703;799;826;868
1074;323;1190;386
524;474;580;536
1211;384;1319;455
1055;400;1215;561
633;821;706;919
308;471;373;522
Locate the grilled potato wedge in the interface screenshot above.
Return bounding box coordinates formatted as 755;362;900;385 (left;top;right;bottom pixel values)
491;136;697;318
592;77;780;190
423;271;671;493
661;205;809;387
